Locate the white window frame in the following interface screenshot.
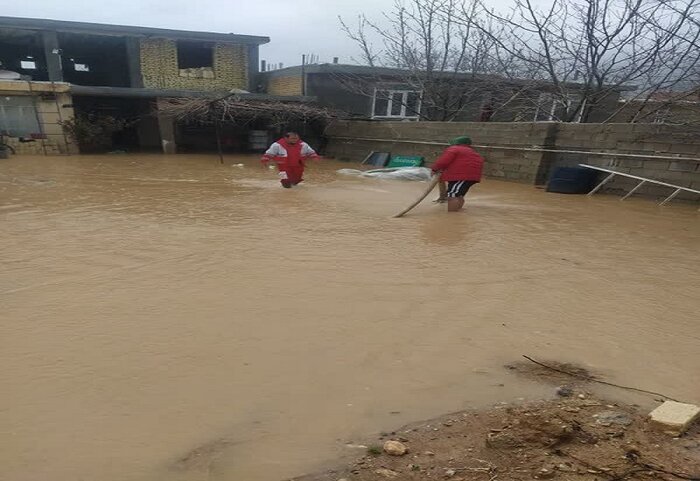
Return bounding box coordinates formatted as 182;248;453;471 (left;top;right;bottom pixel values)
371;88;422;120
534;93;558;121
534;93;585;122
652;107;671;124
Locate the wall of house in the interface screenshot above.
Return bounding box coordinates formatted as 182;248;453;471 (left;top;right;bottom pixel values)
324;120;700;201
265;74;303;96
584;93;623;123
263;73;624;122
139;38;248;91
0;81;78;155
305;74;368;117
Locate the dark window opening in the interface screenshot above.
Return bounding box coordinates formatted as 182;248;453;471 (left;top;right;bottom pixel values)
0;29;48;80
177;41;214;69
71;96;155;153
373;91;389;117
405;92;419;116
390;92;404;116
58;33;130;87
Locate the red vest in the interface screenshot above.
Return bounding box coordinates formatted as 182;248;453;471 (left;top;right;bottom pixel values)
275;138;304;167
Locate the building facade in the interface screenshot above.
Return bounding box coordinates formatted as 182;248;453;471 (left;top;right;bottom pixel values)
0;80;76;154
261;63;626;124
0;16;271;154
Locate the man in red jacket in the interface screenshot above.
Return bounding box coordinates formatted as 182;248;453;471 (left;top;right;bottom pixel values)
431;136;484;212
261;132;319;188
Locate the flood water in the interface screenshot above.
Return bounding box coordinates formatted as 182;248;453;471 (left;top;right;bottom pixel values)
1;154;699;481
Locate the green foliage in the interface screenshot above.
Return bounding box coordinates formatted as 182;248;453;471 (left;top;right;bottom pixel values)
367;445;382;456
61;114;135;152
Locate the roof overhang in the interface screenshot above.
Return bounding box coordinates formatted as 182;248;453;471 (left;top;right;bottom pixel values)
69;85;312;102
0;16;269;45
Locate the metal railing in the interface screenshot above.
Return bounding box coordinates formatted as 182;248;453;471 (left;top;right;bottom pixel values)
328;135;700;163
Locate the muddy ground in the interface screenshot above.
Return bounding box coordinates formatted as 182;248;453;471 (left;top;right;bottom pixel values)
296;361;700;481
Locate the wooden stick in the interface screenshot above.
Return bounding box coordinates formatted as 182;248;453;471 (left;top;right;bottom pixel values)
522;355;680;402
393;175;441;218
215;120;224;164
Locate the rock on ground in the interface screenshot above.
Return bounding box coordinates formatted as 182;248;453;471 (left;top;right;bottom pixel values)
382;440;408;456
649;401;700;435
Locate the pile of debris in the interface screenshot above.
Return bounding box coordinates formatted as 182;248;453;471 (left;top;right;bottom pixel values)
296;394;699;481
157;95;336;128
293;356;700;481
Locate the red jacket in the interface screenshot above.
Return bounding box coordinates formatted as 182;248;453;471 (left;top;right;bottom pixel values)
262;138;318;168
431;145;484;182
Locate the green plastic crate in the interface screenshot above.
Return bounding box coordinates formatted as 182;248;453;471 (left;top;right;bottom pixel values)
386;155;425;168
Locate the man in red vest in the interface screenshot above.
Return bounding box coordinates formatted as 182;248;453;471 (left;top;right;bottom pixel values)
431;136;484;212
261;132;319;188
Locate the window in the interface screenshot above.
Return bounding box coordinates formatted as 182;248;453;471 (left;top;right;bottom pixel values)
177;41;214;69
374;95;389;118
390;92;404;116
534;93;557;121
405;91;420;115
652;107;671;124
534;93;585;122
372;89;421;119
66;57;90;73
0;96;41;137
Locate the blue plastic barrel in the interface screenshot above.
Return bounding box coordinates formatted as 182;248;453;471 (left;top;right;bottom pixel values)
546;167;599;194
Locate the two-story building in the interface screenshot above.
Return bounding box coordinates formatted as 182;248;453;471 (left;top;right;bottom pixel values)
0;16;302;154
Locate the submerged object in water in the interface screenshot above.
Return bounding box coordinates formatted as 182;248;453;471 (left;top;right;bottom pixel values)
337;167;432;181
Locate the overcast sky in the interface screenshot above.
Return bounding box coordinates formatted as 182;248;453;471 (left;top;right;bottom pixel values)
2;0;404;67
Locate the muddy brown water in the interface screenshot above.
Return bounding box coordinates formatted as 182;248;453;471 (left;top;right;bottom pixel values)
1;154;699;481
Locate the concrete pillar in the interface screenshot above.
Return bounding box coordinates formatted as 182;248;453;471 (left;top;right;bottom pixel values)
534;123;561;185
247;44;260;92
125;37;144;88
41;31;63;82
156;99;177;154
158;115;177;154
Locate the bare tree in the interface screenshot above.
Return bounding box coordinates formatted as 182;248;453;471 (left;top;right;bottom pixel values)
338;16;380;67
466;0;700;122
338;0;536;121
613;84;700;124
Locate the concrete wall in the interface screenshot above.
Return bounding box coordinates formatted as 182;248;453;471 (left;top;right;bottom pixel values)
325;121;554;183
325;120;700;201
140;38;248;91
0;80;78;155
550;123;700;199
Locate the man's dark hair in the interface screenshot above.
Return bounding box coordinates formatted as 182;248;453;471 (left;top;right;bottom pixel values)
285;131;300;137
